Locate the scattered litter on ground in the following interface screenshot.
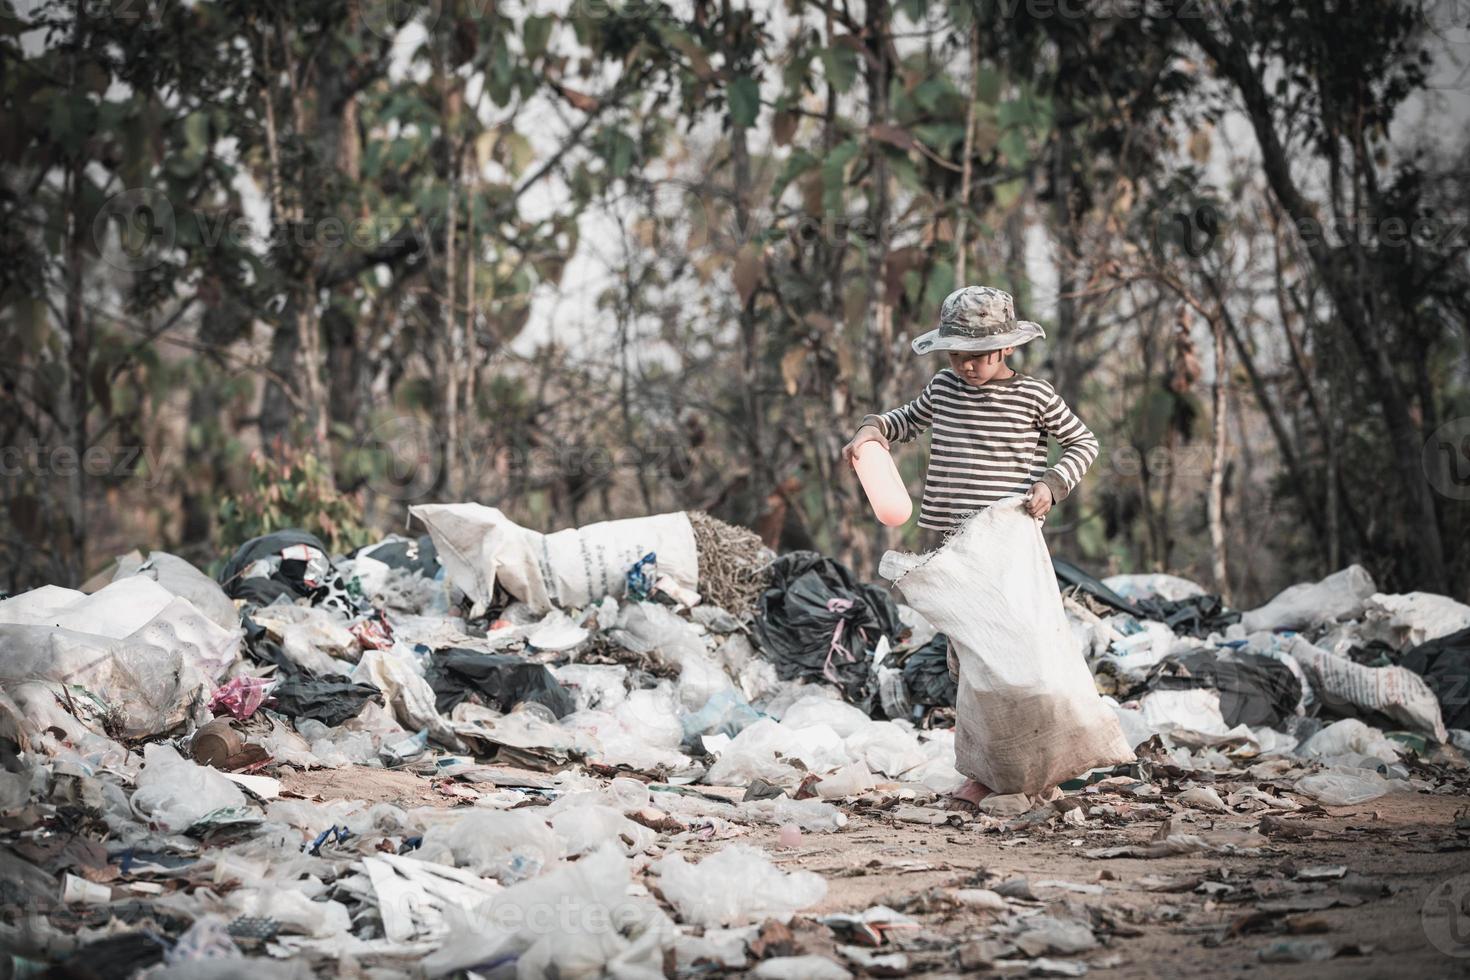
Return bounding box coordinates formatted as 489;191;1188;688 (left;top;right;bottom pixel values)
3;509;1468;976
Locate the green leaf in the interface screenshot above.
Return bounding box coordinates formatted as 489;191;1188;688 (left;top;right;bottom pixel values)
523;15;552;59
999;129;1028;167
771;149;818;201
913;122;965;153
976;66;1002;105
913;76;954;113
184;111;209;156
924;259;954;309
888;153;922;192
501;131;533;177
488;32;513;106
598;126;636;178
994;178;1024;209
821;138;862;214
729;75;760;128
818;46;858;94
782;47;813;92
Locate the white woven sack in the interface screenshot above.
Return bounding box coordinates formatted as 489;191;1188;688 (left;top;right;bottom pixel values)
411;503;698;613
881;496;1134;794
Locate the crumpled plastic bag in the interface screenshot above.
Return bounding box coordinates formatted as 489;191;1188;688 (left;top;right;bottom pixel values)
612;684;686;751
1101;573;1206;602
555;710;687;771
250;603;361;675
1296;718;1402;762
112;549;241;633
705;718;849;787
549;803;656;856
652;844;826;925
842;720;928;778
131;743;249;832
553;664;631;711
0;578;238;738
421;843;674;979
681;690;763;741
779;695;872;737
208;676;276;720
354;645;460;748
1399;627;1470;731
418;809;562;882
1294;768;1394;806
735;796;849;832
881;497;1134;794
1360;592;1470;650
294;719;379;767
1239;565;1376;633
425;648;575;718
613;602;732;710
229;886;352;938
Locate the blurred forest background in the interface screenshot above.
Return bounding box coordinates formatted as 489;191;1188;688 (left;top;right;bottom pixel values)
3;0;1469;604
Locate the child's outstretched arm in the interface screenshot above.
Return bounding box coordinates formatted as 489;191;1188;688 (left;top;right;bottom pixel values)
842;378;937;467
1029;388;1100;514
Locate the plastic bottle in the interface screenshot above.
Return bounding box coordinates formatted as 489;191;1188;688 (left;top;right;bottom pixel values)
853;441;912;526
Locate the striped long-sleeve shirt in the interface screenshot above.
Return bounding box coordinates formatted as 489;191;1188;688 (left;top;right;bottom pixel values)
862;369;1100;531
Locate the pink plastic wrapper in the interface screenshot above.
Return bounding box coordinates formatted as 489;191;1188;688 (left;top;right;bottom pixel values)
349;613;395;651
208;676;276;720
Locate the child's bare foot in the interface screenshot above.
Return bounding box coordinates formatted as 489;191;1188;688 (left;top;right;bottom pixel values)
944;778;992;812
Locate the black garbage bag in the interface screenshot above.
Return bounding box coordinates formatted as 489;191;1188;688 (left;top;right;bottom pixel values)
219;529;330;598
425;648;575;718
902;633;957;708
1052;558;1239;639
1147;650;1301;728
271;671;385;727
240;616;384;726
1400;627;1470;730
753;552;903;708
1052;558;1143;615
1346;639;1399;667
351;534;440;578
1134;594;1242;639
218;528;362;615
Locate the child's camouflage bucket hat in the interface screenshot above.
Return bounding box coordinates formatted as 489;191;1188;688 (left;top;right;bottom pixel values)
911;286;1045;354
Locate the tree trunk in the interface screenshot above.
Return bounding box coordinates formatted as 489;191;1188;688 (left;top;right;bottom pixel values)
954;22;979;286
61;3;90;584
463;166;478;497
1208;312;1229;600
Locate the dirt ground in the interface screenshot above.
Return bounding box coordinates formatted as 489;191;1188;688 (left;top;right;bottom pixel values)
295;765;1470;977
732;794;1470;979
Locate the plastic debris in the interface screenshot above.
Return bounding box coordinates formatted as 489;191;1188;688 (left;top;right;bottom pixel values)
208;676;276;720
1239;565;1377;633
131;743;250;832
7;503;1470;980
425;648;575;718
652;844;827;925
752;956;853;979
754;551;902;707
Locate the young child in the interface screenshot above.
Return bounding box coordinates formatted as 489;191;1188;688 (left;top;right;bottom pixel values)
840;285;1100;809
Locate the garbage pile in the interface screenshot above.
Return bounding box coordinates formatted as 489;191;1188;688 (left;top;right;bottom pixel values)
2;503;1469;976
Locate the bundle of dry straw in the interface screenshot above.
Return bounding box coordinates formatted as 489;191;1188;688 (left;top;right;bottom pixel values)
688;510;775;618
